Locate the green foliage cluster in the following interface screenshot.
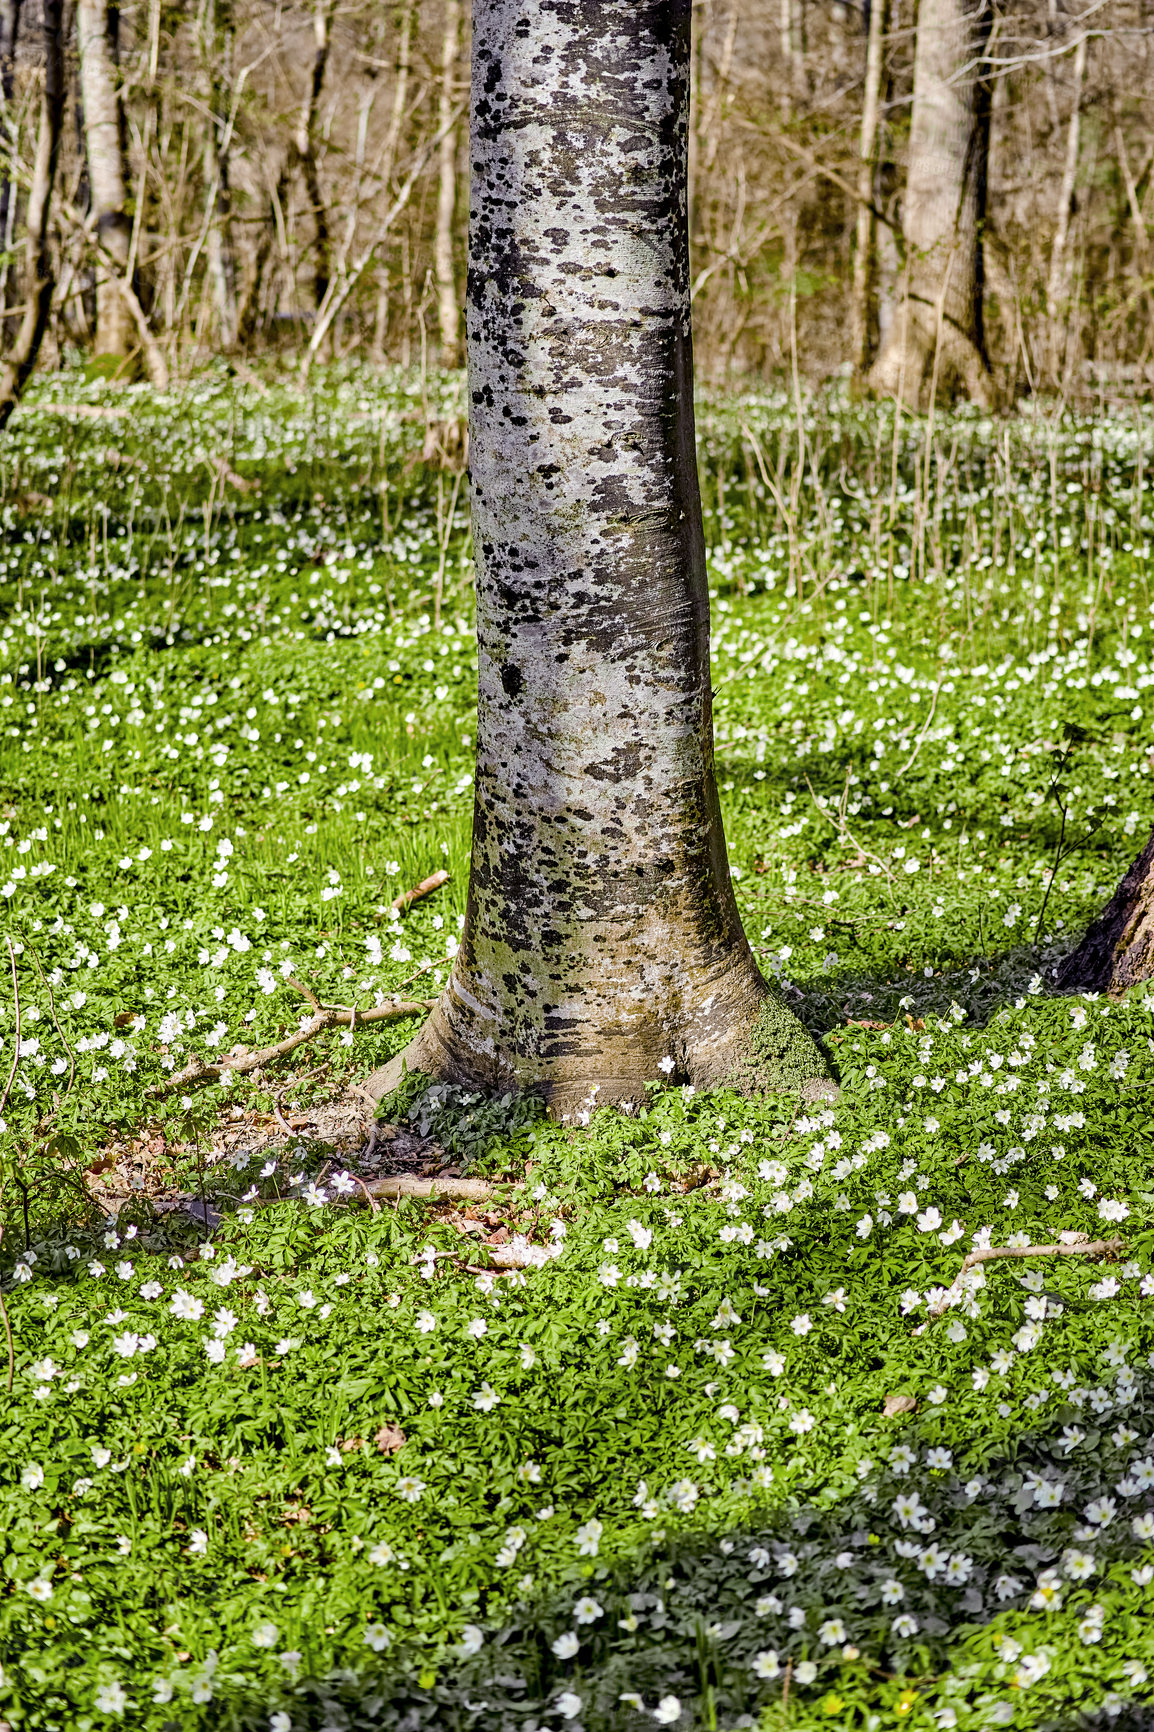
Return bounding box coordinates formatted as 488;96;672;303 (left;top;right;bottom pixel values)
0;367;1152;1729
394;1078;548;1169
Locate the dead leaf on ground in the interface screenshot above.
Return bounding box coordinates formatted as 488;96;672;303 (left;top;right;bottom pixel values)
374;1423;406;1455
883;1394;917;1417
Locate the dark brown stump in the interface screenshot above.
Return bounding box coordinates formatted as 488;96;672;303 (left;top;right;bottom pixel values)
1055;827;1154;996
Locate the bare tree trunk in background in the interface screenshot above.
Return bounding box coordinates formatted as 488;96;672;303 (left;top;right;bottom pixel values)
434;0;461;365
868;0;995;407
373;0;416;361
234;218;273;352
779;0;796;117
298;0;333;311
1047;32;1086;385
77;0;133;358
1057;826;1154;996
849;0;886;385
199;0;237;350
369;0;832;1116
1113;113;1149;277
0;0;24;346
0;0;64;430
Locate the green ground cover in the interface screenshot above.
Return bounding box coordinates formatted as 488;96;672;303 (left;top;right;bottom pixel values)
0;365;1152;1730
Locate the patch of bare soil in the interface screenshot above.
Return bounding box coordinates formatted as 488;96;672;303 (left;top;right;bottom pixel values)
82;1083;455;1225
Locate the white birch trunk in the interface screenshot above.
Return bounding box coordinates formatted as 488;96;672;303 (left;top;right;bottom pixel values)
77;0;132;358
369;0;831;1117
867;0;995;407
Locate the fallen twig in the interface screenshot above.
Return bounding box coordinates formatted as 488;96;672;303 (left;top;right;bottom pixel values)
351;1174;381;1215
0;937;20;1123
18;400;130;418
0;1222;13;1392
392;868;450;914
147;998;435;1100
471;1239;559;1271
924;1236;1125;1321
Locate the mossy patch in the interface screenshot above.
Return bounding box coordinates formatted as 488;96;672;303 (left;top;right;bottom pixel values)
722;987;835;1100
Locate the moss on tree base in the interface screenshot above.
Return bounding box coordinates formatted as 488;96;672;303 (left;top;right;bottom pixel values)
719;989;837;1102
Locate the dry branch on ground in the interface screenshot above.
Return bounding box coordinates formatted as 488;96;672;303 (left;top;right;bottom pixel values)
923;1236;1125;1321
147;998;435;1100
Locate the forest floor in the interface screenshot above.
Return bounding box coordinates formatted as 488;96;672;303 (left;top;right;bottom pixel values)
0;363;1152;1731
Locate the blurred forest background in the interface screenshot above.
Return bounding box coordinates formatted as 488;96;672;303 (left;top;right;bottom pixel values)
0;0;1150;414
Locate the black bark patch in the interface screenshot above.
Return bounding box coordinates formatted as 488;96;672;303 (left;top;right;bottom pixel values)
583;740;645;782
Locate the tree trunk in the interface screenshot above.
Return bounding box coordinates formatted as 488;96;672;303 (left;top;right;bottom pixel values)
76;0;133;358
297;0;333;312
0;0;64;431
367;0;832;1118
0;0;25;340
867;0;995;408
779;0;795;117
1055;827;1154;998
199;0;237;350
371;0;416;361
1047;32;1086;386
434;0;461;365
849;0;886;384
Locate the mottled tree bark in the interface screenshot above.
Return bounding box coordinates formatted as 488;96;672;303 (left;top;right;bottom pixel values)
867;0;995;408
368;0;831;1118
0;0;63;431
1056;827;1154;997
76;0;133;358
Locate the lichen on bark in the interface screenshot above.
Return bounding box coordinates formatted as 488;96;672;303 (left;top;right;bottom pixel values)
367;0;833;1119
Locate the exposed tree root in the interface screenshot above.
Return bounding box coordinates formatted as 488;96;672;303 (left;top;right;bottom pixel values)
924;1236;1125;1322
361;1174;496;1202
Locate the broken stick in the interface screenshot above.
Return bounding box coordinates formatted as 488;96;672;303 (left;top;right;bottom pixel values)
924;1236;1125;1321
391;869;450;914
147;998;436;1100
